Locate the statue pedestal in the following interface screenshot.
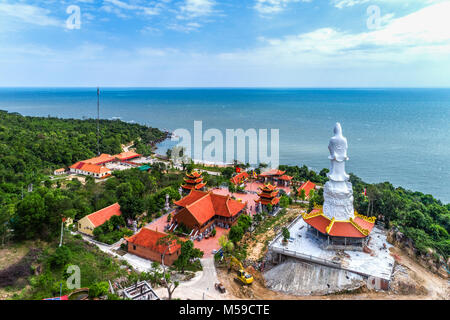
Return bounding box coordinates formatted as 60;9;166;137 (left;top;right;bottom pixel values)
323;180;355;221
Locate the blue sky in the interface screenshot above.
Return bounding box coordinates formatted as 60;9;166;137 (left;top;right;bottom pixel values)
0;0;449;87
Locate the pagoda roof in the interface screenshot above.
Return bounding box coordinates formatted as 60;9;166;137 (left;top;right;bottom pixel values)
186;171;202;178
278;175;293;181
256;197;280;205
257;190;280;198
184;177;203;184
230;171;249;185
259;183;278;191
259;169;286;177
181;183;206;190
174;190;246;226
302;210;375;238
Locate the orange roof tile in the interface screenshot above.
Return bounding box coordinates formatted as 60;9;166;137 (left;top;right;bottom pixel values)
303;211;375;238
230;171;249;185
259;169;286;177
126;228;180;254
113;151;142;161
70;162;111;174
83;153;115;165
174;190;246;226
298;181;316;197
86;203;122;228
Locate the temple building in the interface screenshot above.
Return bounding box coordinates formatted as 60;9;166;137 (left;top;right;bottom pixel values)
256;184;281;213
169;190;247;240
181;171;206;192
259;169;293;187
302;123;375;250
297;180;316;199
125;228;181;266
69;151;142;178
230;171;249;185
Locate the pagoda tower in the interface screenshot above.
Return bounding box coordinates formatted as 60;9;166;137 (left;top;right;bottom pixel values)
181;171;206;192
256;184;280;211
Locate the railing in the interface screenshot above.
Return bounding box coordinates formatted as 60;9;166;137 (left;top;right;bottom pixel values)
270;246;342;268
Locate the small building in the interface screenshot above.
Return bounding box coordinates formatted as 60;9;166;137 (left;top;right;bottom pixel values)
256;184;280;213
170;190;247;238
69;162;112;179
125;228;181;266
181;171;206;192
259;169;293;187
230;171;249;185
77;203;122;236
297;180;316;199
53;168;66;176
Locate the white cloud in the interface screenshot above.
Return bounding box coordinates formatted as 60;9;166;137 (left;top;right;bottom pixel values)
332;0;445;9
177;0;216;19
254;0;312;15
102;0;162;17
240;2;450;64
0;3;61;27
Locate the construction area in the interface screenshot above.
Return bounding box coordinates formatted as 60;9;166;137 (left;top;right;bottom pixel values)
264;216;394;294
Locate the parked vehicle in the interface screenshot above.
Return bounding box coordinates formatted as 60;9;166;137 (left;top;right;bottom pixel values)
215;283;226;294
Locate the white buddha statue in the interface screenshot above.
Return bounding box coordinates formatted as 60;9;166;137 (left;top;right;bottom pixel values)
323;123;355;221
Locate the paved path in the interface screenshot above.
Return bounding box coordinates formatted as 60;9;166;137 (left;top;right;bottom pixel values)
155;257;228;300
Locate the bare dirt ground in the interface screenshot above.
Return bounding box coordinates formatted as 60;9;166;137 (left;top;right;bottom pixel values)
217;212;449;301
0;244;32;299
245;206;302;261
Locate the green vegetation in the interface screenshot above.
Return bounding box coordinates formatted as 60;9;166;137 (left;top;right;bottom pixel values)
173;240;203;273
350;175;450;259
93;215;132;245
9;233;136;300
228;214;253;244
282;227;290;241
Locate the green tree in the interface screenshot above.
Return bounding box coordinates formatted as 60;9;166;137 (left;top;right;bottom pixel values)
228;225;244;243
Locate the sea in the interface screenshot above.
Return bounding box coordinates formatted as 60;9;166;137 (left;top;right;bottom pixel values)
0;88;449;204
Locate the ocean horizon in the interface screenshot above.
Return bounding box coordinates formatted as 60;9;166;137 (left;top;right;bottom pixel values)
1;87;449;204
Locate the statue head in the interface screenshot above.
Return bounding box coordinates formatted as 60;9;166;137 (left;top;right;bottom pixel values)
333;122;343;136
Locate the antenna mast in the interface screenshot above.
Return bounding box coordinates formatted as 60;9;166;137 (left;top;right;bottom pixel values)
97;87;100;156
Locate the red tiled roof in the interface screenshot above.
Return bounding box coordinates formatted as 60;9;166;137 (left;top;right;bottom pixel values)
353;216;376;233
303;214;330;234
86;203;122;228
184;177;203;184
259;184;278;191
174;190;246;226
298;181;316;198
83;153;115;165
186;171;202;178
70;162;111;175
230;171;249;185
303;211;375;238
126;228;181;254
259;169;286;177
278;175;293;181
114;151;142;161
327;221;367;238
257;197;280;205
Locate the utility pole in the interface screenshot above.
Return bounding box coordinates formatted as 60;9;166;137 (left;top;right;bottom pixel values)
59;218;65;247
97;87;100;156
